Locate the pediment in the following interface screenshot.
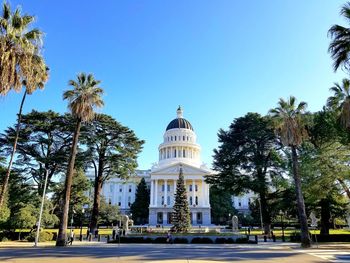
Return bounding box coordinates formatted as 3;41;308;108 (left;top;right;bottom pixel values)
151;162;213;176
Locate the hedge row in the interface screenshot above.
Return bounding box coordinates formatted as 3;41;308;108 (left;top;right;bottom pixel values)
290;234;350;243
108;236;252;244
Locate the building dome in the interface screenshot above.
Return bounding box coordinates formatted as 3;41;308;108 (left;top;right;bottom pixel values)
165;106;194;131
166;118;193;131
158;106;201;168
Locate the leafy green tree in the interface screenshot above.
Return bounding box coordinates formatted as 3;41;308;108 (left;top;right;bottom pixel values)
56;73;104;247
172;167;191;232
130;178;149;225
328;2;350;72
98;198;120;226
0;2;48;208
52;168;90;226
209;185;236;225
208;113;284;234
82;113;144;233
0;111;73;195
300;110;350;234
269;96;311;248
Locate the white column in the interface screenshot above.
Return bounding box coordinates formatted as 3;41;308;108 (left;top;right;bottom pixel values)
155;179;158;206
173;180;177;205
201;179;205;206
192;179;195;206
164;179;168;206
205;184;210;206
123;184;127;209
150;180;154;206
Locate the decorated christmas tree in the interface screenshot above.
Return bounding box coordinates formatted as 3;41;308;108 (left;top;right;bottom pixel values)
172;167;191;232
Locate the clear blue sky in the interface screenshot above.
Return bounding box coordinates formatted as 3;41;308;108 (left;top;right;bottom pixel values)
0;0;347;169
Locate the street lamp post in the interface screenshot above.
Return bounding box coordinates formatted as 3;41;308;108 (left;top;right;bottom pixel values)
34;168;49;247
257;198;264;234
80;208;85;241
279;210;285;242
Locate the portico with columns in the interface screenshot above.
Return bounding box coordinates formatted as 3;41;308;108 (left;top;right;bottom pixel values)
148;107;213;226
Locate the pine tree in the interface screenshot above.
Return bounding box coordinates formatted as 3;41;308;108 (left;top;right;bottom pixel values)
172;167;191;232
130;178;150;224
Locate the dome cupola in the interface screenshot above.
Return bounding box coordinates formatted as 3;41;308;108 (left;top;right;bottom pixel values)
166;106;194;131
158;106;201;167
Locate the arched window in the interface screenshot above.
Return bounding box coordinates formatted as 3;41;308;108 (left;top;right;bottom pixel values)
195;196;198;205
189;196;193;205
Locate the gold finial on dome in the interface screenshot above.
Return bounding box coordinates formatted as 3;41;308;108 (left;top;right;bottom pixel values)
177;105;183;118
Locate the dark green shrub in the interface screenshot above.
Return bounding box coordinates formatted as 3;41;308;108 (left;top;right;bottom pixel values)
215;237;226;244
153;237;167;243
191;237;213;244
173;237;188;244
26;231;54;242
235;237;249;243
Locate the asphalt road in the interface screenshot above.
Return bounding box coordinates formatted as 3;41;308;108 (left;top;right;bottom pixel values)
0;243;348;262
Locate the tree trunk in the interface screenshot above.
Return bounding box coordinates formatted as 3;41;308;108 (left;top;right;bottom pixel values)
89;174;103;234
337;178;350;200
259;192;271;236
0;91;27;208
56;119;82;246
291;146;311;248
320;198;331;235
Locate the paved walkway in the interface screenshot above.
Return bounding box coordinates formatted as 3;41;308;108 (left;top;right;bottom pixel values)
0;241;349;262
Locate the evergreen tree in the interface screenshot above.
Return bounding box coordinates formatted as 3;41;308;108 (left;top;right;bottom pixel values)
210;185;236;225
130;178;150;225
172;167;190;232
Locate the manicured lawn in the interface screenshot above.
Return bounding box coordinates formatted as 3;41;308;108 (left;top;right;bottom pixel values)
10;228;350;237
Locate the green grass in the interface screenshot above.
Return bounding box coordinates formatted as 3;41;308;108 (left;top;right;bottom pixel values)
10;228;350;237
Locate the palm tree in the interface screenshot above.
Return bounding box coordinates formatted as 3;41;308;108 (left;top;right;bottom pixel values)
0;2;48;207
56;73;104;246
327;79;350;198
328;2;350;72
269;96;311;248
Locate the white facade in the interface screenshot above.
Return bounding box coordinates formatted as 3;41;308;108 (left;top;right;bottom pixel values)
96;107;253;225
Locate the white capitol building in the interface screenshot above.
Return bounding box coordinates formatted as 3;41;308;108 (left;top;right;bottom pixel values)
96;107;253;226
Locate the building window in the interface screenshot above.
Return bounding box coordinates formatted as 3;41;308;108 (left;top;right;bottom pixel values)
183;149;186;157
238;201;242;207
174;149;176;157
128;202;131;207
119;187;122;192
189;196;193;205
162;184;165;191
183;136;185;141
197;212;202;224
167;184;170;191
118;202;121;206
189;185;192;192
161;196;164;205
171;136;173;141
174;136;176;141
195;196;198;205
167;212;172;224
167;196;170;205
157;212;163;224
129;185;132;192
195;185;198;192
108;198;112;205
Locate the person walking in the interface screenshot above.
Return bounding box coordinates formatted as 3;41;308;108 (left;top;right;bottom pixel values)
68;230;75;245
